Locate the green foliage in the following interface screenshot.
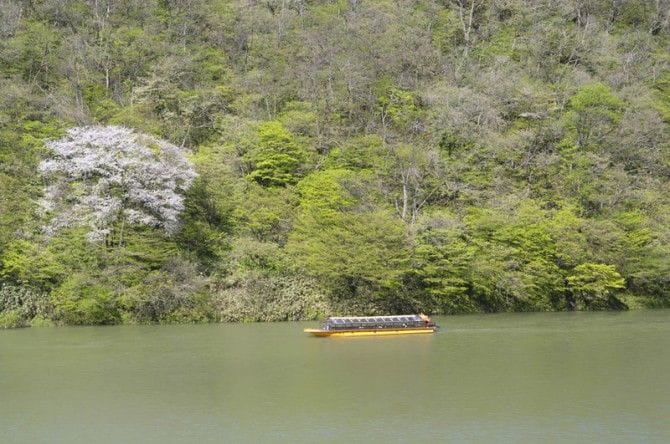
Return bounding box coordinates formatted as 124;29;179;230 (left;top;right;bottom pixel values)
288;169;409;300
228;237;288;275
176;178;231;268
567;263;626;309
566;83;625;149
376;82;421;131
325;135;387;171
4;20;62;87
0;284;52;321
29;316;55;327
432;9;465;52
116;227;181;270
119;259;211;323
231;184;297;243
1;230;100;290
51;274;120;325
293;169;358;213
416;200;633;313
245;121;310;187
545;206;589;269
215;274;329;322
0;310;25;329
568;84;624;117
83;84;121;121
276;101;319;138
473;26;521;62
437;130;474;157
0;116;64;253
0;0;669;323
291;208;408;289
414;224;476;313
654;72;670;123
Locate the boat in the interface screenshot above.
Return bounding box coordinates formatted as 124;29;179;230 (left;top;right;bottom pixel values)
304;314;438;337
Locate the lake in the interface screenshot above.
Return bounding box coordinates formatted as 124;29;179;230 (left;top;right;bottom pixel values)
1;310;669;443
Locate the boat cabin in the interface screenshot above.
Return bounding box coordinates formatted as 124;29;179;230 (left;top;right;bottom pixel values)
321;314;430;331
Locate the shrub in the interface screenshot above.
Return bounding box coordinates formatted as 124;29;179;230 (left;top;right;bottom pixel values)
159;303;216;324
0;310;26;329
51;276;120;325
214;274;330;322
119;258;211;323
0;284;52;323
29;315;55;327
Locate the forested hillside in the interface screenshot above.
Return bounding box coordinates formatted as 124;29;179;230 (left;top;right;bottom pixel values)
1;0;669;326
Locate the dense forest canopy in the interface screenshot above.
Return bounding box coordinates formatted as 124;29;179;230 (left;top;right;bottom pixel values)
0;0;669;326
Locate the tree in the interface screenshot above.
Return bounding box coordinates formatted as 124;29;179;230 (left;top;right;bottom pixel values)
376;84;421;141
6;20;63;88
385;144;449;225
413;223;476;313
413;204;565;313
448;0;485;56
287;169;409;302
50;273;120;325
39;126;197;243
566;263;626;309
244;121;309;187
566;83;625;150
0;0;669;324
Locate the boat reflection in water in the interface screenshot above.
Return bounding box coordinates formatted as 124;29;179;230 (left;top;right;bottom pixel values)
304;314;438;337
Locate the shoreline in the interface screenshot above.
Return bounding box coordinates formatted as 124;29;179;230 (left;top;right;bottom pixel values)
3;302;668;329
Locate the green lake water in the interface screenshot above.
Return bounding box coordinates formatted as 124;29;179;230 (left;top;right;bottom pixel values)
1;310;669;443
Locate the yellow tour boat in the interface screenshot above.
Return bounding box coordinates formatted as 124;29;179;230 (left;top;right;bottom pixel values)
304;314;438;337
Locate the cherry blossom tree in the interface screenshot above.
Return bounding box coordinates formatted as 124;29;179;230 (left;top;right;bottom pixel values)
39;126;197;243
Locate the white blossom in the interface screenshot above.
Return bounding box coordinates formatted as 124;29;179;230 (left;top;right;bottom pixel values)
40;126;197;241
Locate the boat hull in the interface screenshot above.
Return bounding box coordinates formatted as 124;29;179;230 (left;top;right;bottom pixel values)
304;327;436;337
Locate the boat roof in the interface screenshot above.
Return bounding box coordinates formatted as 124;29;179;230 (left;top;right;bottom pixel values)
326;315;422;322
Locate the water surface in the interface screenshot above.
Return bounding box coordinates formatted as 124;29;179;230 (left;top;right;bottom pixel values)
1;310;669;442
